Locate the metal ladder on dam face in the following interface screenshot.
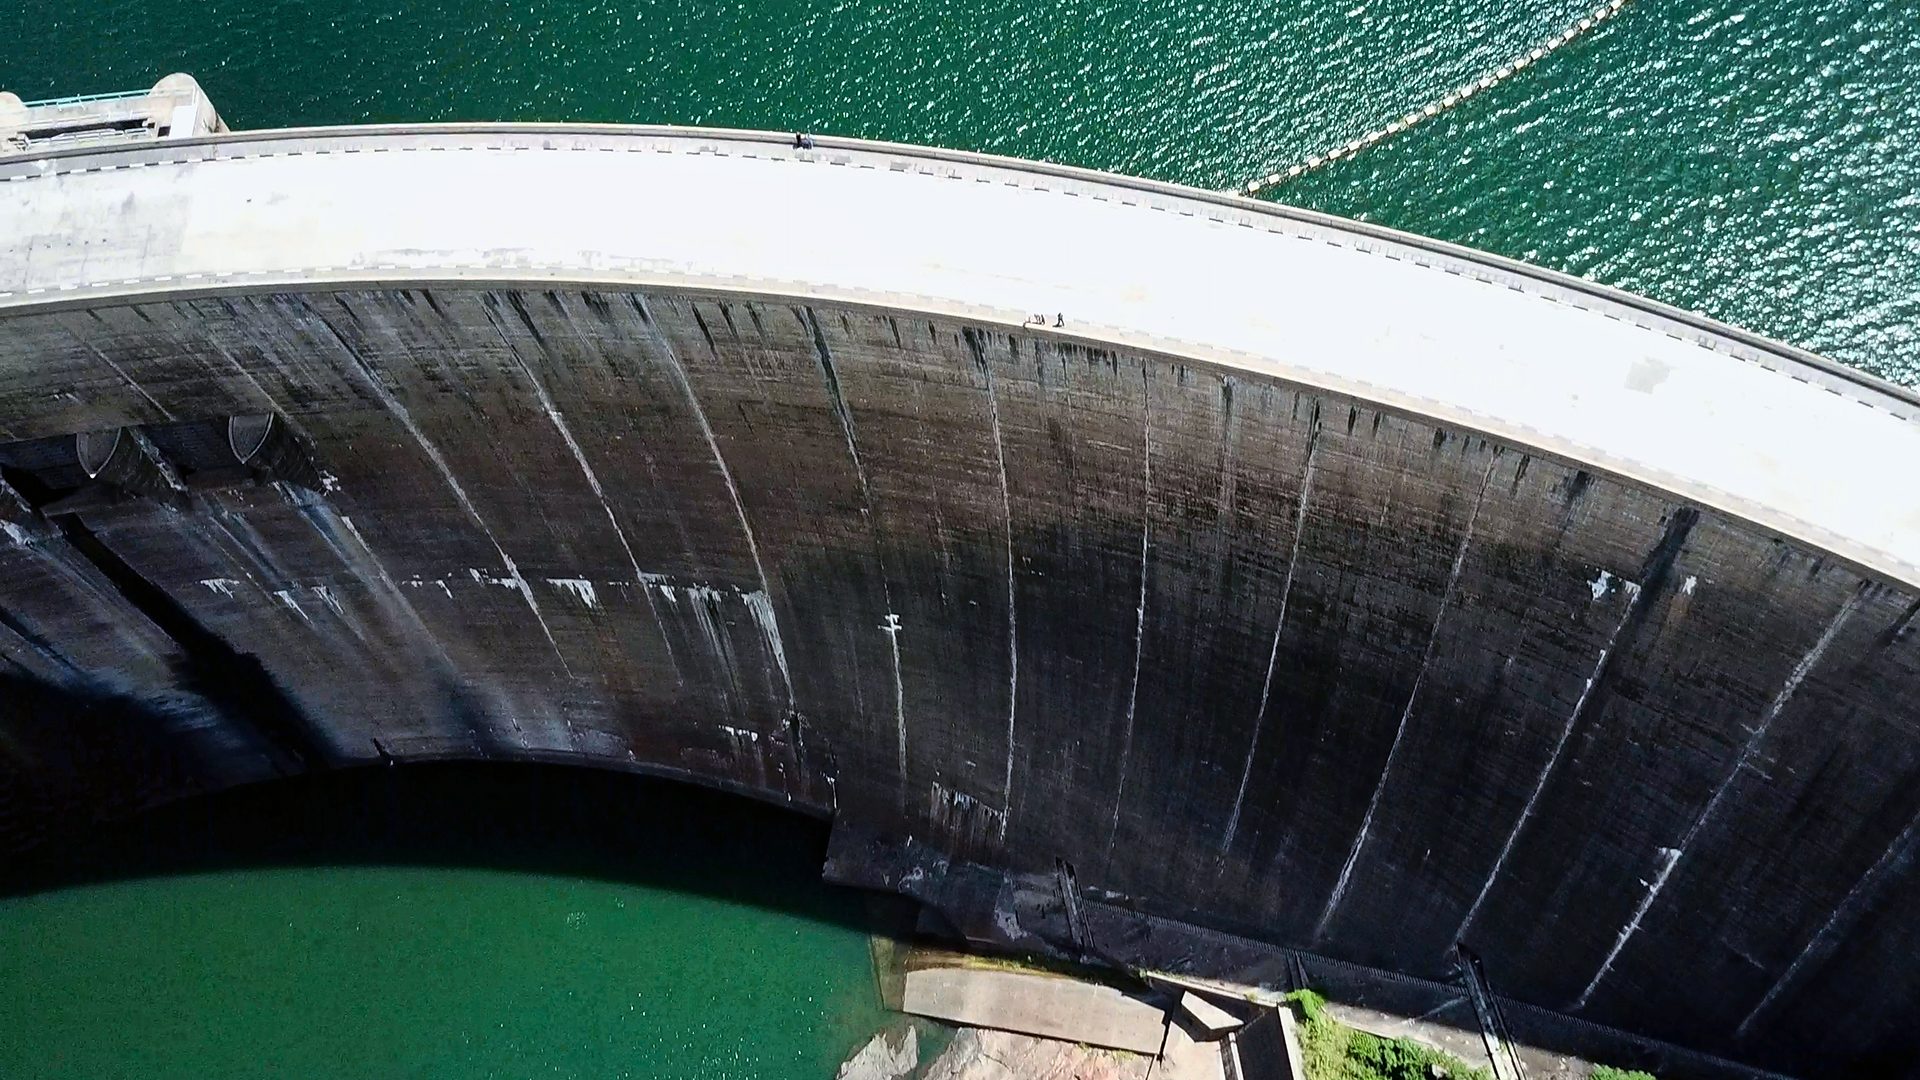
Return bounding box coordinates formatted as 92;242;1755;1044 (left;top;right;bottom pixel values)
1238;0;1631;197
1455;946;1527;1080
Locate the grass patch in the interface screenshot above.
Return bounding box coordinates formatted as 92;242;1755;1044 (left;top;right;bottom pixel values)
1589;1069;1657;1080
1285;990;1492;1080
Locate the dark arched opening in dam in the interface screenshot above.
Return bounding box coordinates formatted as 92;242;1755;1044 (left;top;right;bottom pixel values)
5;127;1920;1077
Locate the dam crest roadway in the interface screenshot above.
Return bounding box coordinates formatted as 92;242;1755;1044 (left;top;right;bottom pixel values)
3;125;1919;1077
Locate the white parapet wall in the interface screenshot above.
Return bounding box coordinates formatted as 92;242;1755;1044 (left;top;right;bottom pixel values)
0;125;1910;587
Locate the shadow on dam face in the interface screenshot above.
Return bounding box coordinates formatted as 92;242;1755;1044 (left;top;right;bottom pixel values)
0;757;901;942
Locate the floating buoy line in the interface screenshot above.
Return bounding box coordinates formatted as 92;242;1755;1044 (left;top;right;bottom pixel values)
1239;0;1631;197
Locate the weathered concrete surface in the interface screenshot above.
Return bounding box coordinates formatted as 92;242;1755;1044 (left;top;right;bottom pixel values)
902;966;1168;1054
830;829;1794;1080
923;1026;1220;1080
1;128;1917;1077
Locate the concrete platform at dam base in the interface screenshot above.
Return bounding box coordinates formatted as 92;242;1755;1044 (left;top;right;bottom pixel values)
830;826;1790;1080
4;121;1920;1078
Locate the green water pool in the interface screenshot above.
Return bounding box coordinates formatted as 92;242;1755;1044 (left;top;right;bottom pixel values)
0;767;896;1079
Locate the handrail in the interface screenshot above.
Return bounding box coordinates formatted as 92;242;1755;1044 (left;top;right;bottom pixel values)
22;89;155;108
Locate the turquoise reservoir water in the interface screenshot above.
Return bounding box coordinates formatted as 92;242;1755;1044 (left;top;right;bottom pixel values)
3;1;1917;1074
8;0;1917;382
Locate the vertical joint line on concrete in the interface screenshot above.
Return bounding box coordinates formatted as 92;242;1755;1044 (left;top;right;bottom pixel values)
640;294;796;709
176;303;287;416
803;306;910;812
69;326;179;422
971;331;1020;841
482;296;683;687
291;494;460;673
1573;583;1866;1011
1459;503;1697;950
1222;400;1322;857
312;298;573;676
1734;798;1920;1039
1105;362;1155;865
1314;450;1499;944
1455;577;1641;942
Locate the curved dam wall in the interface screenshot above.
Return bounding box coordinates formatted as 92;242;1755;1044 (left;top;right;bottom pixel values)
2;127;1919;1075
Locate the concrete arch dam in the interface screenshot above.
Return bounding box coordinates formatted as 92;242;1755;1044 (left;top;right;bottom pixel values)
2;127;1917;1075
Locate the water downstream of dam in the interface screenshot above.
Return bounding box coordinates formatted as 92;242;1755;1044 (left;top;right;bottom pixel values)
0;767;896;1079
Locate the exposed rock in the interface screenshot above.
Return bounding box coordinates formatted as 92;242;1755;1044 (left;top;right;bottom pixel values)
837;1026;920;1080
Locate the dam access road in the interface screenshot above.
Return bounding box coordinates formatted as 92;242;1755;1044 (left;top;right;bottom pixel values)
1;125;1917;1077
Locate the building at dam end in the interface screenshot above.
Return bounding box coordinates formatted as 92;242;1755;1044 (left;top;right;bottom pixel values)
2;105;1918;1077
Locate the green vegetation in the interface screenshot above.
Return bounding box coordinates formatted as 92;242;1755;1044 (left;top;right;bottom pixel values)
1284;988;1329;1022
1284;989;1491;1080
1279;989;1659;1080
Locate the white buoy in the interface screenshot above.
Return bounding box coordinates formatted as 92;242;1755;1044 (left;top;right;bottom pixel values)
1237;0;1635;198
